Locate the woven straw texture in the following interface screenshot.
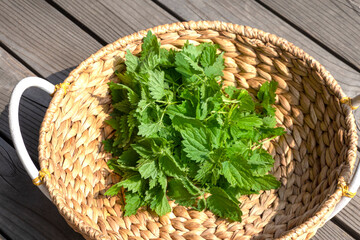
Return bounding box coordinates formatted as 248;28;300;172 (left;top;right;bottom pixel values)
38;21;358;240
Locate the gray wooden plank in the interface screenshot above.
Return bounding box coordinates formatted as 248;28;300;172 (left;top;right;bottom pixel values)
156;0;360;98
312;220;354;240
157;0;360;237
259;0;360;70
0;46;51;162
0;0;102;83
51;0;177;43
0;47;34;113
334;187;360;237
0;138;84;240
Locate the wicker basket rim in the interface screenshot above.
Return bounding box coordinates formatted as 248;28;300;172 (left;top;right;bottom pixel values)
38;20;358;240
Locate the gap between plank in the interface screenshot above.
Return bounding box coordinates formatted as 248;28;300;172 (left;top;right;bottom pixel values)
332;216;360;239
0;42;44;78
152;0;186;22
45;0;108;46
255;0;360;73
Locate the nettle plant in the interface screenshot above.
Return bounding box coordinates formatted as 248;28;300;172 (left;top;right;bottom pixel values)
104;31;284;221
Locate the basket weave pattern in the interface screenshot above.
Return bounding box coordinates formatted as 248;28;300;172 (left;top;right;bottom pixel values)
38;21;357;240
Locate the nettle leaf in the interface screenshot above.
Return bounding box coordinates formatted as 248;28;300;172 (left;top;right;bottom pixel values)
195;161;214;183
124;192;143;216
125;49;139;73
146;187;171;216
260;127;286;139
138;122;161;137
252;175;281;191
159;152;184;177
204;52;224;79
148;70;166;100
138;160;158;179
262;116;277;128
110;83;140;106
182;41;204;61
258;80;278;105
226;140;249;159
238;90;255;112
248;149;274;166
232;113;263;130
141;31;160;59
118;174;144;193
180;125;211;162
167;178;197;207
175;52;194;77
104;182;122;196
200;43;217;67
207;187;242;221
222;161;254;189
117;148;139;167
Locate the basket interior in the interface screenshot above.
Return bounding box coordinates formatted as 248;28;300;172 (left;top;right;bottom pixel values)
39;23;356;240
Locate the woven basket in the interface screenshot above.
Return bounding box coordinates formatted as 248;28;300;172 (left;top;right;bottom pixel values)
38;21;358;240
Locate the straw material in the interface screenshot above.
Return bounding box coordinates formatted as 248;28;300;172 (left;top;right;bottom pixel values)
38;21;358;240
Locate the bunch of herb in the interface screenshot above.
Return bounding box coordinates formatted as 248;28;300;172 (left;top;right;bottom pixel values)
104;31;284;221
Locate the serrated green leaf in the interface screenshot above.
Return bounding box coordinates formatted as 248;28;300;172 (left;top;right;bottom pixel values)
125;49;139;73
117;148;139;167
140;51;160;72
141;31;160;60
146;187;171;216
204;52;224;79
252;175;281;191
200;43;217;67
124;192;143;216
181;177;202;196
148;70;166;100
257;80;278;105
262;116;277;128
138;160;157;179
182;41;204;61
118;174;144;193
104;182;122;196
260;127;286;139
159;153;184;177
180;125;211;162
208;126;221;149
138;123;161;137
225;140;249;159
207;187;242;221
222;161;253;189
167;178;197;207
248;150;274;166
232;114;263;130
194;161;213;183
158;173;167;190
113;100;131;113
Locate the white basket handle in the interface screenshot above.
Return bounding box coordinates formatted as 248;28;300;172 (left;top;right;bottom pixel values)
9;77;55;200
326;95;360;221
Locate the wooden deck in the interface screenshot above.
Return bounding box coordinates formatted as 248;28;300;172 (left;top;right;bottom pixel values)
0;0;359;239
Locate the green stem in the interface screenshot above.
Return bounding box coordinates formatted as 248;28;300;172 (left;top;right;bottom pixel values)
251;135;278;150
